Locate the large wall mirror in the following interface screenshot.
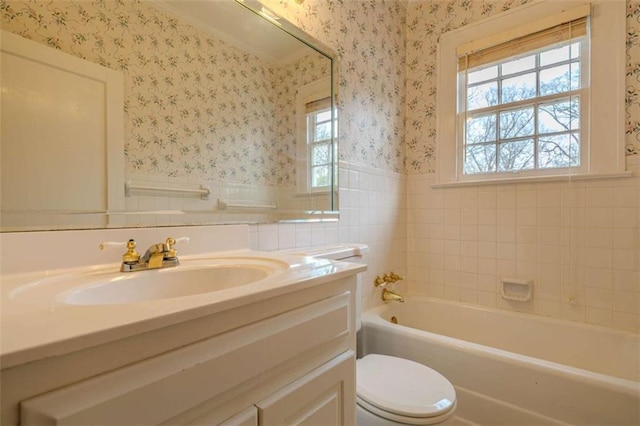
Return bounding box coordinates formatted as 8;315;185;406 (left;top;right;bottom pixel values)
0;0;338;232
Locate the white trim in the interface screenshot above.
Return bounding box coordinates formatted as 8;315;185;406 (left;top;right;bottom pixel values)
431;170;633;189
436;0;626;186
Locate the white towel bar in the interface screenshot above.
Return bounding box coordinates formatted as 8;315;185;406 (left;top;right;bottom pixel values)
125;181;210;200
217;199;276;210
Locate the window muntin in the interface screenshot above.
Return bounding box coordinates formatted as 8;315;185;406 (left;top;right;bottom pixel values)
460;39;585;176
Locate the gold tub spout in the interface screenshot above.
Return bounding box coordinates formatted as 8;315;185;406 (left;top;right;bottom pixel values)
382;288;404;303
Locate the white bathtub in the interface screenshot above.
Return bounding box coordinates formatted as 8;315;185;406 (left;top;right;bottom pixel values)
359;297;640;425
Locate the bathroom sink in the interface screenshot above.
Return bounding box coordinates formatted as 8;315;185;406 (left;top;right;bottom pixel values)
61;264;270;305
7;256;289;307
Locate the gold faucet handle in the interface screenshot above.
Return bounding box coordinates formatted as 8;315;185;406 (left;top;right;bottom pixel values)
374;275;387;287
99;239;140;264
165;237;190;259
122;239;141;264
389;272;404;283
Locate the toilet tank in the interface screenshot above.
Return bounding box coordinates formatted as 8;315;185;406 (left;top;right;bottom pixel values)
279;244;368;331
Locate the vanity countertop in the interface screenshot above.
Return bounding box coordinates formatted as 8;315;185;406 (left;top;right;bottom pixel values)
0;249;365;369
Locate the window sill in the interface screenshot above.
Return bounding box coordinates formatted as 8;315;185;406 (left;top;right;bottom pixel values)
293;190;332;198
431;171;633;189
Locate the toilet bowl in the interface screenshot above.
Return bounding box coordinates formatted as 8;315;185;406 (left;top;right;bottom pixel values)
283;244;457;425
356;354;456;425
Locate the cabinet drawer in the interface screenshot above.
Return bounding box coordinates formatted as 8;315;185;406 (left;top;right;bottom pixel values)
21;292;351;425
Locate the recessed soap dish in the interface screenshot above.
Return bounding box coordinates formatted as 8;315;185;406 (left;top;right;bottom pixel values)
501;278;533;301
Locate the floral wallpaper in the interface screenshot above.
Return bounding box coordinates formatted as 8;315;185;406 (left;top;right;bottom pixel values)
8;0;631;178
262;0;407;173
1;0;408;184
625;1;640;157
405;0;640;174
0;0;328;186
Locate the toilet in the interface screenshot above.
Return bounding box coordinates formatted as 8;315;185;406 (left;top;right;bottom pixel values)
286;244;458;425
356;354;457;425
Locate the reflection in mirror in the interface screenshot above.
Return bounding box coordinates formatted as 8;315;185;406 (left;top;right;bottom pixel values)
0;0;338;232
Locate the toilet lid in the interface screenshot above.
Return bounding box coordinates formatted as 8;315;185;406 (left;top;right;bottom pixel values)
357;354;456;419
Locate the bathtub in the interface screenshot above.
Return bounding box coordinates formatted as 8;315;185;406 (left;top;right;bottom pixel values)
359;297;640;425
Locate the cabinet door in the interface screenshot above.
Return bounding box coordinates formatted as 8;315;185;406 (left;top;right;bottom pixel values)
256;351;355;426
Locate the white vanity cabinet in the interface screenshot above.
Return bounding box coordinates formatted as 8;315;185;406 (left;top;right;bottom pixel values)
1;275;358;425
256;352;354;425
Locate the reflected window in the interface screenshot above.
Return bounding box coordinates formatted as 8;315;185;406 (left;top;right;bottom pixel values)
306;104;336;190
296;77;335;194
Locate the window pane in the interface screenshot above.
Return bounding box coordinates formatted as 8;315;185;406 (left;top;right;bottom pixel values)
312;144;330;165
540;63;580;95
464;144;496;174
467;81;498;110
538;133;580;168
316;110;332;122
499;107;534;139
501;72;536;103
501;54;535;75
540;42;580;66
538;98;580;134
466;114;496;144
314;121;332;141
498;139;534;171
312;165;330;187
468;66;498;84
570;42;580;59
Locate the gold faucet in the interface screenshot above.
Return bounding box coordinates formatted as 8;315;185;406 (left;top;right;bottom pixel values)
139;237;180;270
101;237;185;272
382;288;404;303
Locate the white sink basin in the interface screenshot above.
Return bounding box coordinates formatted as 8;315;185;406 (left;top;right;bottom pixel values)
7;257;289;307
62;264;270;305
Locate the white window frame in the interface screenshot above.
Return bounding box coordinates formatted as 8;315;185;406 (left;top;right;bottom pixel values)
458;35;589;177
306;107;333;191
436;0;628;187
296;77;334;193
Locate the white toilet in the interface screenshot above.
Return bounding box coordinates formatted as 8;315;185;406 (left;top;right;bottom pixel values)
288;244;458;425
356;354;457;425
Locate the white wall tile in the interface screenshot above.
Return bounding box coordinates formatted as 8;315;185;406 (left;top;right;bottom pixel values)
406;172;639;332
613;311;639;332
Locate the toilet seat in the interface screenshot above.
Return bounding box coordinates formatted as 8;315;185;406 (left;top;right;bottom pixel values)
356;354;456;425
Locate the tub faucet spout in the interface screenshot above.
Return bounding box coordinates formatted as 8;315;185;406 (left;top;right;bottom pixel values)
382;288;404;303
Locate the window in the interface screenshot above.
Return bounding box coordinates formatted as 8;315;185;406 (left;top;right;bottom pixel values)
306;100;336;190
436;1;627;186
459;19;587;176
296;77;336;193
